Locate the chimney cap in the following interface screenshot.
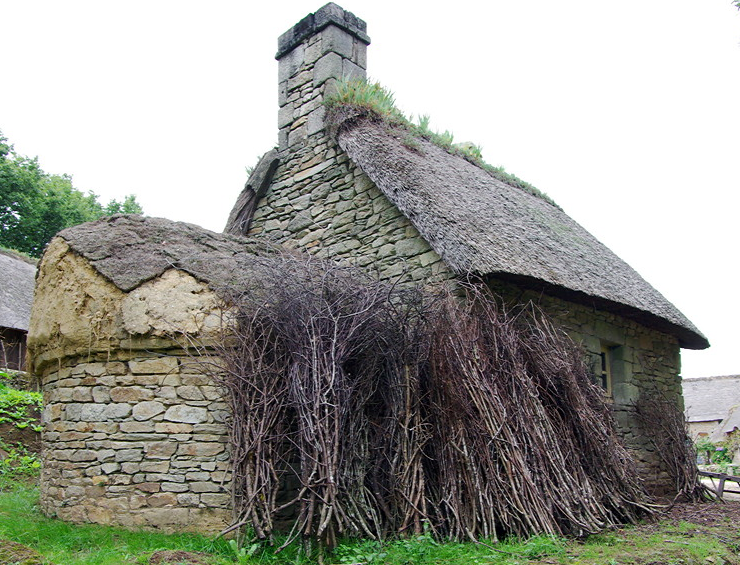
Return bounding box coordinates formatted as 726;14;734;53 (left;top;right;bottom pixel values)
276;3;370;60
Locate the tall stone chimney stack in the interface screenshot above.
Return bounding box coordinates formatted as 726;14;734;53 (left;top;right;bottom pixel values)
276;3;370;152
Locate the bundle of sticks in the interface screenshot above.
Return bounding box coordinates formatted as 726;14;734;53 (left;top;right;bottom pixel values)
210;254;656;548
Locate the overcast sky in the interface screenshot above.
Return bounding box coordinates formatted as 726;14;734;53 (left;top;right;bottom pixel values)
1;1;738;378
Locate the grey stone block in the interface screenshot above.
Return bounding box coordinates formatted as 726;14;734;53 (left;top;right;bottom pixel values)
354;40;367;69
278;103;293;128
287;210;314;232
278;129;289;152
278;81;288;106
277;3;369;60
132;401;166;421
115;449;144;463
313;52;342;86
306;105;326;136
288;124;307;148
164;405;208;424
321;24;354;58
278;43;305;82
190;481;223;493
342;58;366;82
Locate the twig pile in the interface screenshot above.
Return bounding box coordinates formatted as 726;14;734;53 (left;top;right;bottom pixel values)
634;393;711;502
211;254;652;548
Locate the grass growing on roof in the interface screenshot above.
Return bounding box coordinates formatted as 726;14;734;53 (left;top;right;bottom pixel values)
326;78;558;207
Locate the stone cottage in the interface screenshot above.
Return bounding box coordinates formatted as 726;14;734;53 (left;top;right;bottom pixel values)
227;3;708;488
0;249;36;371
29;3;707;533
684;375;740;440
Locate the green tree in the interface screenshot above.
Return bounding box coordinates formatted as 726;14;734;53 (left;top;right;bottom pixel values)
0;132;143;257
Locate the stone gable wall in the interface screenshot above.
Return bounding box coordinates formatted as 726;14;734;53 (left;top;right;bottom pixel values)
40;354;230;531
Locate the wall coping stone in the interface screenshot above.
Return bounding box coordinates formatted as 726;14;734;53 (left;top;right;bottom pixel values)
276;3;370;59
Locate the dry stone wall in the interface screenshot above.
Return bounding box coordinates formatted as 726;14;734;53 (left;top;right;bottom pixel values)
40;354;230;531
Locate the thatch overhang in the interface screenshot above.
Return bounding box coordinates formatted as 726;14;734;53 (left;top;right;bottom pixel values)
330;110;708;350
55;215;272;294
0;249;36;332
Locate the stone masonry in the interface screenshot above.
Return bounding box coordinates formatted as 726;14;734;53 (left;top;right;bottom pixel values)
28;4;694;536
248;3;687;495
40;354;230;531
29;238;232;532
248;3;452;287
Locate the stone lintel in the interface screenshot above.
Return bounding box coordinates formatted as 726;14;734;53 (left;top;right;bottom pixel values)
276;3;370;60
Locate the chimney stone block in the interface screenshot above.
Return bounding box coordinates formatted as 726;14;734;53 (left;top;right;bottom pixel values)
321;24;354;59
276;5;370;146
305;39;322;65
354;40;367;70
306;106;327;136
342;59;364;82
277;3;369;60
278;81;288;107
278;103;294;129
313;52;343;86
278;43;305;83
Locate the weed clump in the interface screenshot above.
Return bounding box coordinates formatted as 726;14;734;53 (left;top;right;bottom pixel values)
325;78;557;206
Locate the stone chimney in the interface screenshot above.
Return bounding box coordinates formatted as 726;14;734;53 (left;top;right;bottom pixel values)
276;3;370;152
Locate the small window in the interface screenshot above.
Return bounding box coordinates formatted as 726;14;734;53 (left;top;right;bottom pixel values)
595;344;613;395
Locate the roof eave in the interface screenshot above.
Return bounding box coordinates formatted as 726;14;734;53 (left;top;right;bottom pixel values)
483;271;710;350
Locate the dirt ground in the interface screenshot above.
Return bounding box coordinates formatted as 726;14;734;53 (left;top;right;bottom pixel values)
0;419;41;453
664;500;740;526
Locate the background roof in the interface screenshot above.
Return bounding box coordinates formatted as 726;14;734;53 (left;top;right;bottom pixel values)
0;250;37;332
683;375;740;423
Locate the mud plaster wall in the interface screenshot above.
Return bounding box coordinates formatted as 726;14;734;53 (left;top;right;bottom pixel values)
29;239;232;532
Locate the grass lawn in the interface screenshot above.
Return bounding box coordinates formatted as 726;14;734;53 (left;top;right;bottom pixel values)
1;479;739;564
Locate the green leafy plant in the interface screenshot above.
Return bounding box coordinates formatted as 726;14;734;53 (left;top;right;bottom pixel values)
0;382;42;431
0;441;40;486
227;539;260;564
694;436;715;463
333;539;386;564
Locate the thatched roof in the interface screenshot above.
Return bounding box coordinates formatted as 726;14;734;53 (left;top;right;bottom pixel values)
683;375;740;423
55;215;270;293
331;110;708;349
710;405;740;442
0;249;37;332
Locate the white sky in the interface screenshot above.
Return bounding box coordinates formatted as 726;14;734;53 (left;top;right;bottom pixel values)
1;1;738;378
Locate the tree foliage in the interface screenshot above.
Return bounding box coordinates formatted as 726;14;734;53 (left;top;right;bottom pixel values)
0;132;142;257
